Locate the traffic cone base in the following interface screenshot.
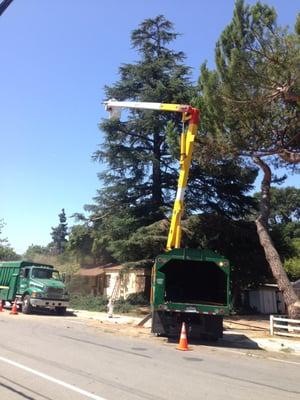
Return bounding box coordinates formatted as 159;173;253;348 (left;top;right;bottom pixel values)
0;302;3;312
177;322;189;351
10;300;18;315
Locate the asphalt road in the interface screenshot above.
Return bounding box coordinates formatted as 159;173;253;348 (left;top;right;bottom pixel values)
0;311;300;400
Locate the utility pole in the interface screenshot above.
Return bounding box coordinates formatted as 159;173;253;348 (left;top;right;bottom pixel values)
0;0;14;17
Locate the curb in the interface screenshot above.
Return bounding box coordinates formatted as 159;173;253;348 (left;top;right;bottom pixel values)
253;337;300;355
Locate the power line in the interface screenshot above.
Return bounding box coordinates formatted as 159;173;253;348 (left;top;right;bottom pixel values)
0;0;14;17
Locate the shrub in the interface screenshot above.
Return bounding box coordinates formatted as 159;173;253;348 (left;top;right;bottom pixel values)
113;298;135;313
70;294;108;311
126;292;150;305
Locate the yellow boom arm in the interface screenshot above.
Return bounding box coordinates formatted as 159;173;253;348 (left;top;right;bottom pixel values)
103;99;200;251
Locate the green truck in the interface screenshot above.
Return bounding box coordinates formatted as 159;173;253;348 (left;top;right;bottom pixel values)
0;260;69;315
151;248;231;340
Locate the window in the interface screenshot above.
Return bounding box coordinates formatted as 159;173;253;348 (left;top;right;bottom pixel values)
31;268;53;279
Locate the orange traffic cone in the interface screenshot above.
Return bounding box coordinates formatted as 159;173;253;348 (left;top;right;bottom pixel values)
177;322;189;351
10;299;18;315
0;301;3;312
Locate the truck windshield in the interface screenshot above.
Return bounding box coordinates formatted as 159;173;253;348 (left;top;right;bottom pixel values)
31;268;54;279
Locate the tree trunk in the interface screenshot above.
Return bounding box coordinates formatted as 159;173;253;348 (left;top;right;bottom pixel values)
253;157;300;318
278;149;300;164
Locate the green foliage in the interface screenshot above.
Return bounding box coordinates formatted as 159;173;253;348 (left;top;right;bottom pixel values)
254;186;300;280
0;219;19;261
83;14;259;266
50;209;68;254
24;244;50;260
284;238;300;280
84;15;194;264
70;294;108;312
93;15;193;225
107;219;168;263
285;257;300;281
295;13;300;36
198;0;300;165
255;187;300;225
113;298;135;314
125;292;150;306
182;214;273;290
69;293;148;313
280;222;300;240
67;224;95;265
0;245;19;261
186;159;258;217
197;1;300;308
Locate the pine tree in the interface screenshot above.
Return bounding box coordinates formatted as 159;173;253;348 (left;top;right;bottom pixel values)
198;0;300;317
85;14;259;264
51;209;68;254
93;15;194;225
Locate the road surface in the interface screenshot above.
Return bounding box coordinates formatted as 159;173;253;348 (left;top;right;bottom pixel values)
0;311;299;400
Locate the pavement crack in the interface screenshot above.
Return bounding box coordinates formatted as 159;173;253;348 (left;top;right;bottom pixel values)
214;372;300;395
60;334;152;359
0;374;54;400
0;381;36;400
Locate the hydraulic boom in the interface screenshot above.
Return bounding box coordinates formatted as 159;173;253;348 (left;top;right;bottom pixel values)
103;99;200;251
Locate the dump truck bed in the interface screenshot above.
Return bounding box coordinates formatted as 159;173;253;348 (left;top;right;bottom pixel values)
0;261;53;302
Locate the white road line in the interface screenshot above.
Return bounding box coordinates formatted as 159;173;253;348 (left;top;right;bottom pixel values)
0;355;107;400
268;357;300;366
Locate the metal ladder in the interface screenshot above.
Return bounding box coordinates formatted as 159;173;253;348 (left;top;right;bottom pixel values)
110;275;121;302
108;275;121;317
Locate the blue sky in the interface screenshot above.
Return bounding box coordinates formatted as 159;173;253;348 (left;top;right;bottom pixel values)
1;0;299;254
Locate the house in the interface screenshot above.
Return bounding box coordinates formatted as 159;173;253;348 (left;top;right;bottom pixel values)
72;263;151;299
243;284;286;314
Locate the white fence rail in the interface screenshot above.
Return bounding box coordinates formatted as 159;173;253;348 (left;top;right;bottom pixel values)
270;315;300;338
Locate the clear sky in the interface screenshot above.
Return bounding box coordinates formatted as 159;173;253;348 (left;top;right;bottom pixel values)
1;0;299;254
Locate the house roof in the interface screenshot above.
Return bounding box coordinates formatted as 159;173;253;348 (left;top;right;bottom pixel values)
76;263;122;277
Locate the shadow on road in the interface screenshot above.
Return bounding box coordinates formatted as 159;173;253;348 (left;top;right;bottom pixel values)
166;332;261;350
15;308;77;317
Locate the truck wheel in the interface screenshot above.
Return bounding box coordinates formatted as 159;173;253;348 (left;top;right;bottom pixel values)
22;295;32;314
55;307;66;316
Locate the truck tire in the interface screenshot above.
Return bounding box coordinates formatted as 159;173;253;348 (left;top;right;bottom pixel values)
22;295;32;314
55;307;66;316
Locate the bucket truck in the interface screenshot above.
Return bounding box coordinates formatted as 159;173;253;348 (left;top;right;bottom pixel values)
104;99;231;340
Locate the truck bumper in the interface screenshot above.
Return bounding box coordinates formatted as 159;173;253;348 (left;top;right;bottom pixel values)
152;310;223;340
30;299;69;308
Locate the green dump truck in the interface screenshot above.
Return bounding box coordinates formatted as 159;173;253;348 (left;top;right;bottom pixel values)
0;260;69;315
151;248;231;340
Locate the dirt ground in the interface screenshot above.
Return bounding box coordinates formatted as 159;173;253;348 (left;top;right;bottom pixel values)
85;313;271;340
223;315;270;338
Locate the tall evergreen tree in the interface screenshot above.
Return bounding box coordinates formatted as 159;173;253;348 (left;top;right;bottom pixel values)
93;15;194;225
51;209;68;254
198;0;300;316
85;15;259;264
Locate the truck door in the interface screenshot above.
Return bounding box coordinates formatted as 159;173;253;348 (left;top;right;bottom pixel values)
19;268;30;293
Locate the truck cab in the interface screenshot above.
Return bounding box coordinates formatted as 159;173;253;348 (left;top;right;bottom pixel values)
0;261;69;315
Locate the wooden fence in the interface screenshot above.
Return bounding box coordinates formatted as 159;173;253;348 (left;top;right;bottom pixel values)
270;315;300;338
